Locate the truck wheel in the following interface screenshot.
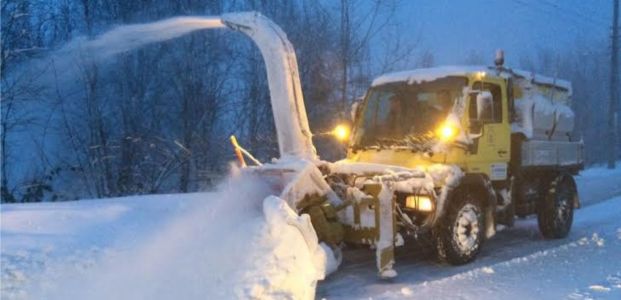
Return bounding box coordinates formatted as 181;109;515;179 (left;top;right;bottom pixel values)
435;190;485;265
537;175;574;239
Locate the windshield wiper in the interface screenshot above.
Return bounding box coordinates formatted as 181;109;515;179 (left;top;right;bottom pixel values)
352;132;438;153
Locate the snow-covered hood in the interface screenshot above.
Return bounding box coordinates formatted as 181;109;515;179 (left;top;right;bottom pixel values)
341;150;441;171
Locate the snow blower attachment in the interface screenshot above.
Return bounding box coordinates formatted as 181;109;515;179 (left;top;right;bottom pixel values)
217;12;400;278
221;13;316;161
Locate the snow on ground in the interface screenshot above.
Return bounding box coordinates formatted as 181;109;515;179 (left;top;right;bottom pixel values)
1;164;621;299
1;173;325;299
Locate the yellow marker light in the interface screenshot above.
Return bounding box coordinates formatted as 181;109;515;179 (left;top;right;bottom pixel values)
405;196;416;209
332;124;350;142
436;123;458;142
405;195;434;212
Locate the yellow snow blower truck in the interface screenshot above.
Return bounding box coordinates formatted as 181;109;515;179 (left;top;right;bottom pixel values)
210;12;582;279
321;54;584;277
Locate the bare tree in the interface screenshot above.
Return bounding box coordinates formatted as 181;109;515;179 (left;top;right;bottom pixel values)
416;49;435;68
1;0;48;202
336;0;400;116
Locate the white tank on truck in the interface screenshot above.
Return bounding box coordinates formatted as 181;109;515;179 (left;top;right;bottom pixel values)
508;69;583;167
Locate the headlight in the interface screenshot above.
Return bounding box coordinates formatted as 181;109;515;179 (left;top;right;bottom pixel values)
405;195;434;212
435;123;458;142
332;124;350;142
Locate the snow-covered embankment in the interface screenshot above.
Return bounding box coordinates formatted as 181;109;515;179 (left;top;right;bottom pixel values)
1;173;327;299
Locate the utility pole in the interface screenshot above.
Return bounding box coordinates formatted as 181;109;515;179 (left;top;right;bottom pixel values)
340;0;351;119
608;0;619;169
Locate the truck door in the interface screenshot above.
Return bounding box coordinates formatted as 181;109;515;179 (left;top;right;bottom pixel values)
466;79;511;181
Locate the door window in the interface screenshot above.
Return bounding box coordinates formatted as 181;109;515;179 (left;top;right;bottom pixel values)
469;81;502;123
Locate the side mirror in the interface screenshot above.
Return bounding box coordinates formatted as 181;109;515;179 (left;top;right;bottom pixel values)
351;98;363;121
469;119;483;135
476;91;494;121
468;90;492;137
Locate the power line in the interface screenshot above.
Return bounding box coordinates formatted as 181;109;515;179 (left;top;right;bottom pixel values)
510;0;609;30
539;0;610;27
552;0;613;22
519;0;607;27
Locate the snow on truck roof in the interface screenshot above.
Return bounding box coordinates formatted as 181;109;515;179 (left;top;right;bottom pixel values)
371;65;572;92
372;66;487;86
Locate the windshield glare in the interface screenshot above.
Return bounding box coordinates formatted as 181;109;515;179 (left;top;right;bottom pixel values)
353;76;467;147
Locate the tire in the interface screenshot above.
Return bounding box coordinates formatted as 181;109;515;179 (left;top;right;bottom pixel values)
537;175;575;239
435;189;485;265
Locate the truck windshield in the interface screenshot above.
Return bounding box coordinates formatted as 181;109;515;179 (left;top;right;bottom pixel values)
353;76;467;148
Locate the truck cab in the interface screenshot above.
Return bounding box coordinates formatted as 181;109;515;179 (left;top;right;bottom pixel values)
347;67;511;182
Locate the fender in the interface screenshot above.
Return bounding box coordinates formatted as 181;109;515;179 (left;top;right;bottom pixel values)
444;173;498;238
553;173;581;209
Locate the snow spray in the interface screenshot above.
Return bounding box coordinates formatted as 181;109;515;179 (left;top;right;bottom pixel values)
63;16;225;60
8;16;225;89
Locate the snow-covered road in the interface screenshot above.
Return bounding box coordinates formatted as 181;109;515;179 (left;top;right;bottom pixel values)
1;165;620;299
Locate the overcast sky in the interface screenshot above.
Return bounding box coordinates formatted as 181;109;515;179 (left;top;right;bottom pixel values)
394;0;613;66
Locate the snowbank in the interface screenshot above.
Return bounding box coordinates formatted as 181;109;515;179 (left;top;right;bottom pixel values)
1;173;328;300
238;196;327;299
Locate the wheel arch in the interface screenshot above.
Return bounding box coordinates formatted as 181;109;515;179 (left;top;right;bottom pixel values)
537;171;577;239
556;172;580;209
445;173;498;238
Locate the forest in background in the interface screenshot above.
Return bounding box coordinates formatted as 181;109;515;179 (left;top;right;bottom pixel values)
1;0;618;203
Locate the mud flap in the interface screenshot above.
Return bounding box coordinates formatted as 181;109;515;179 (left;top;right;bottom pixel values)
483;179;497;239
